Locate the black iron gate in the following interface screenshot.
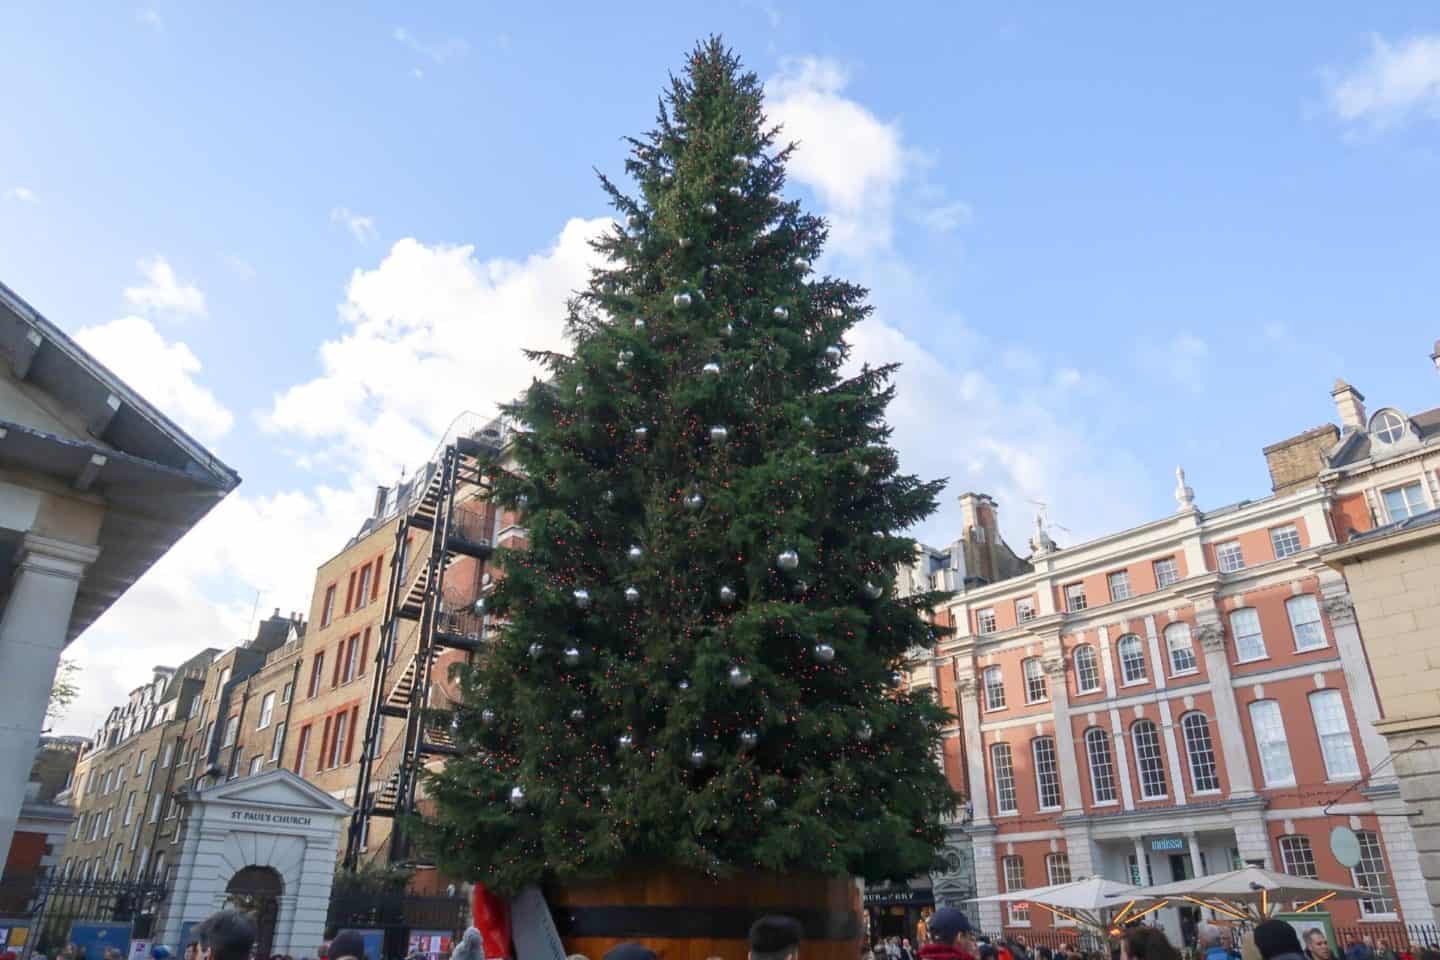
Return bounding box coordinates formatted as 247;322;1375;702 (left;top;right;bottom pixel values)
22;874;168;956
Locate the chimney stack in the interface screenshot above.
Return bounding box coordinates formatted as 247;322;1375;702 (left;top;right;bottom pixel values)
1331;378;1366;432
373;485;390;517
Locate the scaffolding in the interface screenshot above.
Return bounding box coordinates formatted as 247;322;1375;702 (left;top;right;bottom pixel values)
342;416;506;869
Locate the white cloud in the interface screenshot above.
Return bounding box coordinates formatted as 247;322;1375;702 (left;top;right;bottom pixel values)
392;26;469;64
136;7;162;30
75;315;234;442
768;57;906;257
123;256;207;317
913;200;972;233
331;207;378;243
263;217;610;480
1327;33;1440;132
5;186;37;204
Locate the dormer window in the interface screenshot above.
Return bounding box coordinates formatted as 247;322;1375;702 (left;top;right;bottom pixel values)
1369;409;1408;445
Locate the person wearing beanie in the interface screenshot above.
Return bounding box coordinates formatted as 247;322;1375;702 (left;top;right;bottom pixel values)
602;944;657;960
917;907;976;960
1252;921;1305;960
750;916;803;960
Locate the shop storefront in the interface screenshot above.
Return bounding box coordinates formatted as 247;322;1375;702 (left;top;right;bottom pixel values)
864;879;935;947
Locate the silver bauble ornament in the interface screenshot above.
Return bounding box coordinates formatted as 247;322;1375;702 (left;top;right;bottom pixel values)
772;306;789;320
702;360;720;376
473;597;486;614
573;588;591;609
762;796;778;812
661;172;674;185
562;646;581;666
627;544;644;562
889;670;904;688
508;785;527;809
801;415;814;427
709;424;729;444
601;489;616;504
728;664;752;688
857;722;874;742
718;584;737;606
696;289;706;301
777;549;800;572
723;322;734;337
673;292;692;308
702;202;718;216
575;383;585;396
709;262;722;274
689;746;708;768
677;678;691;691
739;728;759;749
733;154;750;168
825;344;843;363
527;642;544;660
683;491;705;511
570;707;585;721
793;257;808;270
728;185;743;197
863;581;883;600
813;642;836;663
481;708;496;724
617;733;635;750
624;585;641;605
600;784;612;797
792;579;809;596
855;461;871;477
677;236;692;248
633;424;649;440
634;317;647;330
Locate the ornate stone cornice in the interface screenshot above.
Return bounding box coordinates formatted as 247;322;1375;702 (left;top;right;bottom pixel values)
1323;593;1356;626
1196;622;1226;654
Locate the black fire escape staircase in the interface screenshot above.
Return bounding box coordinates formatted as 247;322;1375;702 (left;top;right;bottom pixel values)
342;428;502;870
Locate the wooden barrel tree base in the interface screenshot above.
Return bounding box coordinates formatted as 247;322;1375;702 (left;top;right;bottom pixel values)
546;866;863;960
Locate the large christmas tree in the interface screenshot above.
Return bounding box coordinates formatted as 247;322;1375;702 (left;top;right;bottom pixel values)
424;38;956;893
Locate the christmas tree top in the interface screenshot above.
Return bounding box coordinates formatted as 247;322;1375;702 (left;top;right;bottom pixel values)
424;37;956;893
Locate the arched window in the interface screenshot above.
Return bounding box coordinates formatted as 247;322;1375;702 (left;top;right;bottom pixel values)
1118;634;1147;684
1023;657;1048;703
1165;622;1197;675
1131;719;1167;799
1073;645;1100;694
1181;713;1220;792
1085;727;1117;803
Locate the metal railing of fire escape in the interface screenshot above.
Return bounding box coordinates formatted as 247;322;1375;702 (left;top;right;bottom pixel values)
342;413;509;870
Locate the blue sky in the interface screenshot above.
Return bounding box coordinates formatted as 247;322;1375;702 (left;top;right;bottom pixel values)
3;4;1437;734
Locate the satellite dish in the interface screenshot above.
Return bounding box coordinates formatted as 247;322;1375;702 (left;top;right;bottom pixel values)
1330;825;1362;868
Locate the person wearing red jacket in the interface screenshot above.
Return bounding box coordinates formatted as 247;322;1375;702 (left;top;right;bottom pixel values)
917;909;978;960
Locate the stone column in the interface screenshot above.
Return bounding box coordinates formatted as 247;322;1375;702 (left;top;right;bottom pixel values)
0;535;98;865
1063;823;1096;879
1316;579;1393;781
1195;615;1257;798
1187;833;1205;877
1042;653;1085;815
971;827;1003;932
1132;836;1149;885
959;675;990;825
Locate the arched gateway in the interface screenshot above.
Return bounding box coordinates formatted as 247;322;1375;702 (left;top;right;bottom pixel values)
158;769;350;957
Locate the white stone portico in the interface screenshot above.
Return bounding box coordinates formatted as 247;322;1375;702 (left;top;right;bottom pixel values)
159;769;350;958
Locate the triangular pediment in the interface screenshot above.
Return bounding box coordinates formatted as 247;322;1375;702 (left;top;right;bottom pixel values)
195;768;351;814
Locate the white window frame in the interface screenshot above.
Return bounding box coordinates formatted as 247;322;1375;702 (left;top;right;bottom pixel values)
1230;607;1267;662
1286;595;1327;652
222;715;239;748
991;742;1018;815
1353;829;1396;917
1165;622;1197;675
1033;736;1062;810
1046;852;1073;924
1074;645;1101;694
122;791;136;826
1181;713;1221;793
1064;582;1087;612
134;750;146;777
1310;689;1360;780
248;755;263;777
271;722;286;762
1016;598;1036;623
1085;727;1118;804
1118;634;1148;685
1023;657;1048;704
257;691;276;729
1216;540;1245;573
1270;525;1303;560
975;607;997;636
983;666;1007;711
1132;719;1168;800
1154;557;1180;588
1107;570;1131;601
1249;699;1295;787
1279;834;1317;879
1003;856;1029;925
281;681;293;704
1382;481;1427;523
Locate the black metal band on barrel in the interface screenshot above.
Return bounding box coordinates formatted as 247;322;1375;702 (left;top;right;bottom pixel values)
552;905;863;941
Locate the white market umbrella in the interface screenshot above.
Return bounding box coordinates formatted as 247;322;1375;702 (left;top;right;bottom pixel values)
1114;866;1374;921
969;876;1153;933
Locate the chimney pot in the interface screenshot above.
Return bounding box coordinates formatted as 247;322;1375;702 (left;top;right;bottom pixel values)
1330;378;1367;432
374;485;390;517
